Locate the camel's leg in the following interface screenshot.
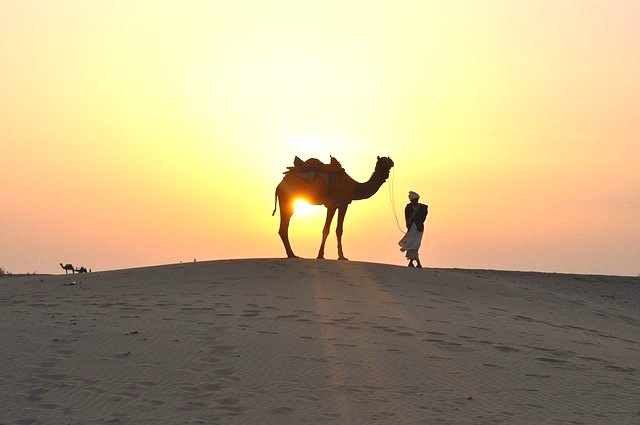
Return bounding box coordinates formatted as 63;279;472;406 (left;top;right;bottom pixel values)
336;204;349;260
317;206;337;259
278;203;298;258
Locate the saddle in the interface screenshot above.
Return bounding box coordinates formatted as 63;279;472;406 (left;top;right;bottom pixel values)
285;156;344;175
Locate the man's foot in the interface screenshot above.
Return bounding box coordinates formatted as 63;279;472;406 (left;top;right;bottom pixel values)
408;263;415;267
416;263;422;268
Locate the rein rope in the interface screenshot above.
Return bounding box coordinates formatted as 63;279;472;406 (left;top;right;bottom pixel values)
387;167;406;234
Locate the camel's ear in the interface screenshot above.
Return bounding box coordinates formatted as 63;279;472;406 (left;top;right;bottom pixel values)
377;156;380;160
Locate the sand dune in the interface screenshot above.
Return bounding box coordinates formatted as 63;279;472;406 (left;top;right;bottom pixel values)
1;259;638;424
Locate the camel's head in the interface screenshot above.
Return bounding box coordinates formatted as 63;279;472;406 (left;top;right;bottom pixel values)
375;156;394;180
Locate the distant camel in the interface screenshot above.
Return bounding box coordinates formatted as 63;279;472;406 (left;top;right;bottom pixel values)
273;156;394;259
75;267;88;273
60;263;75;274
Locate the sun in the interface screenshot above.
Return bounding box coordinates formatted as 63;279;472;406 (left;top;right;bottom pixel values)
293;199;316;216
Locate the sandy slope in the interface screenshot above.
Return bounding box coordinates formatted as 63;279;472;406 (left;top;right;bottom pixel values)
0;259;638;424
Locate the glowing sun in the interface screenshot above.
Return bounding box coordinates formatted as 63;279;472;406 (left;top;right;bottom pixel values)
293;199;315;216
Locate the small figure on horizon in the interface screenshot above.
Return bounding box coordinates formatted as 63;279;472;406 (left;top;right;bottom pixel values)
398;191;428;268
75;266;88;273
60;263;75;274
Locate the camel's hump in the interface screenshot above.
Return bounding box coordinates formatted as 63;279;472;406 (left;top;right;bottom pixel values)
287;156;344;174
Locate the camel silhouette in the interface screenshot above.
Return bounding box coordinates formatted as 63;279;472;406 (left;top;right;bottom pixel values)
273;156;394;259
60;263;75;274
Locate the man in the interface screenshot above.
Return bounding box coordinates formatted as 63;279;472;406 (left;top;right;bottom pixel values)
398;191;428;267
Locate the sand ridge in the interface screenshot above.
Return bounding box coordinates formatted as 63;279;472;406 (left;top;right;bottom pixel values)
0;259;638;424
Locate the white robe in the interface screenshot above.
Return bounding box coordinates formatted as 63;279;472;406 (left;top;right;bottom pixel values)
398;223;423;260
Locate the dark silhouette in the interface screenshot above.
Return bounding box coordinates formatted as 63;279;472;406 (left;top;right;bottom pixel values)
399;191;428;268
273;156;394;259
75;266;88;273
60;263;75;274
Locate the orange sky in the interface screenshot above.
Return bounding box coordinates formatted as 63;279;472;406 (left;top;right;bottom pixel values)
1;1;639;275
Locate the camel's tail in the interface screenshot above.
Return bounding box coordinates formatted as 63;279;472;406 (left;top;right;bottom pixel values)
272;187;278;216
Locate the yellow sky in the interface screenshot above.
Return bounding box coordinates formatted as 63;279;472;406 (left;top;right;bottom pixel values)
1;1;639;275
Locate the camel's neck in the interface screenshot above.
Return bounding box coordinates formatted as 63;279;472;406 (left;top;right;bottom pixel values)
353;169;389;200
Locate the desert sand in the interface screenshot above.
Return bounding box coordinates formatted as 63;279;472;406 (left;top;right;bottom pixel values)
0;259;638;424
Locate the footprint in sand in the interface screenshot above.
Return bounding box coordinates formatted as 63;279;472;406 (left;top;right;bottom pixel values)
493;345;519;353
420;330;445;336
16;417;40;425
468;325;491;331
25;387;49;402
536;357;569;364
267;406;296;414
605;365;637;373
525;373;551;378
373;325;396;333
178;401;209;411
214;397;244;414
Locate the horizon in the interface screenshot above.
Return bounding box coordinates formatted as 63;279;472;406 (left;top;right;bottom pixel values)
2;1;639;276
3;257;639;279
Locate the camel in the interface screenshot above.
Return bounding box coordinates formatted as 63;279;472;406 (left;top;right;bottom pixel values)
60;263;75;274
75;266;88;273
273;156;394;260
